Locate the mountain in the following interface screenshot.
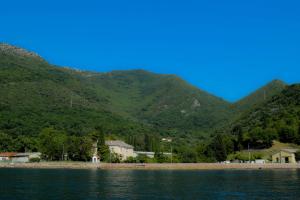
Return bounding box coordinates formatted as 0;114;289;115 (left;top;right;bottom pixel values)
0;43;155;137
92;70;235;132
0;43;234;137
229;84;300;147
234;79;287;112
234;84;300;130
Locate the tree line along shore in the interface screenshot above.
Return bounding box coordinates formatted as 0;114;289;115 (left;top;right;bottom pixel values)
1;126;300;164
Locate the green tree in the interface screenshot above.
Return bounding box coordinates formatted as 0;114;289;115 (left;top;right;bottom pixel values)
14;135;38;152
232;125;244;151
279;126;298;143
211;134;228;162
77;136;93;161
179;148;197;163
99;144;110;161
144;134;151;151
66;136;81;160
38;128;67;161
262;128;277;147
0;132;13;151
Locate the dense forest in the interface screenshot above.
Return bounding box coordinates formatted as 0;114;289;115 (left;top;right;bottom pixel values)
0;43;299;163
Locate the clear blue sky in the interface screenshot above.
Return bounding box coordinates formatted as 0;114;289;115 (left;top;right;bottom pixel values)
1;0;300;102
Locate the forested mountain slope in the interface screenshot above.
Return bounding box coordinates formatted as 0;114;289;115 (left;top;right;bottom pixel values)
229;84;300;148
233;79;287;112
0;43;234;137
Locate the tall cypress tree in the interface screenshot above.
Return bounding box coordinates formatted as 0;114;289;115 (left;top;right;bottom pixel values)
213;134;227;162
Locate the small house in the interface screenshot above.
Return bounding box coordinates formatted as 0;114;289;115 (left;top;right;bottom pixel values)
0;152;18;162
272;149;298;164
0;152;41;163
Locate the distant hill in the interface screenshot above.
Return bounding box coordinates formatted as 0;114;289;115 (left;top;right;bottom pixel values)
234;79;287;112
0;43;234;137
233;84;300;130
229;84;300;147
95;70;235;132
0;43;160;137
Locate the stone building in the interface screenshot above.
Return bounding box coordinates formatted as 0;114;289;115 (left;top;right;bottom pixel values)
271;149;298;164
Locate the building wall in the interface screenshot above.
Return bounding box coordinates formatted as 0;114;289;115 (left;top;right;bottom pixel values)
109;146;135;160
134;151;155;158
0;157;10;161
12;157;29;163
272;151;296;164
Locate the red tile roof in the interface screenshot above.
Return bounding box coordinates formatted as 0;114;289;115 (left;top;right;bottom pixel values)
0;152;18;157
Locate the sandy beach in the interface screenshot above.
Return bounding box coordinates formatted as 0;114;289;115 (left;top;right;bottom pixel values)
0;162;299;170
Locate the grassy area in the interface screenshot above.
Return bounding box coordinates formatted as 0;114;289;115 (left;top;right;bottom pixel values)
228;141;300;161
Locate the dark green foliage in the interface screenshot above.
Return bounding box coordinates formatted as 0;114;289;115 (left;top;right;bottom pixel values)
0;132;38;152
246;127;276;149
126;134;161;152
29;157;40;162
0;132;13;151
278;126;298;143
177;148;198;163
124;156;138;163
232;125;243;151
211;135;233;161
154;152;169;163
38;128;68;161
124;155;150;163
66;135;93;161
109;153;122;163
13;135;39;152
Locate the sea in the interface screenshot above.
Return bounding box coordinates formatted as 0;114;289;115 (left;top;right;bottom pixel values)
0;168;299;199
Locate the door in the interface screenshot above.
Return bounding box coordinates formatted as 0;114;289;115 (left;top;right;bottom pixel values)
285;157;289;163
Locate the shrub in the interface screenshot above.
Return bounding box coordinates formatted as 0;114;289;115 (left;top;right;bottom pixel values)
29;157;40;163
124;157;137;163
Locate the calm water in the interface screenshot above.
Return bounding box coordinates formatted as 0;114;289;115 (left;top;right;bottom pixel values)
0;168;300;200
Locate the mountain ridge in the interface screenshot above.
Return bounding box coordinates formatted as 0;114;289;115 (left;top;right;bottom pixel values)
0;43;288;104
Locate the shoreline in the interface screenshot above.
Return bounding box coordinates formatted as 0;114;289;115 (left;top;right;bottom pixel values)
0;162;300;170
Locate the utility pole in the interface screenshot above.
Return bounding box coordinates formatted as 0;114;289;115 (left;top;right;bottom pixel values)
62;144;65;161
248;143;250;163
162;138;173;163
171;144;173;164
109;148;112;163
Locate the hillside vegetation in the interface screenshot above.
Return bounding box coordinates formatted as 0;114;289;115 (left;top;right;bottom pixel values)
232;84;300;146
233;79;287;112
0;43;235;138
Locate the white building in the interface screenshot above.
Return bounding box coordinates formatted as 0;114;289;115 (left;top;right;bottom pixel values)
105;140;136;161
255;159;266;164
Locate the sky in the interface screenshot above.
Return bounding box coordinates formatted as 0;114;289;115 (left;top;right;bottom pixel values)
1;0;300;102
